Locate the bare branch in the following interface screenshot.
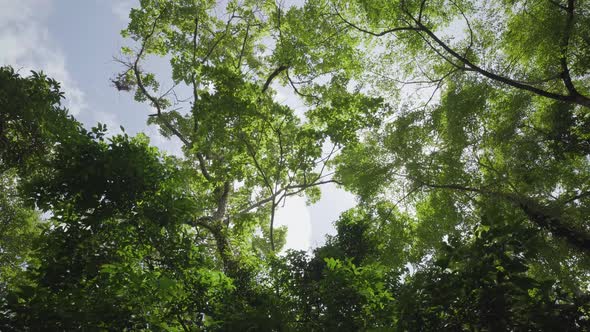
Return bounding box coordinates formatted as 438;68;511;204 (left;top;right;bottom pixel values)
416;31;465;70
269;199;278;251
285;179;342;191
129;15;217;182
234;177;341;219
340;0;590;108
561;190;590;205
200;12;240;65
131;16;192;147
191;15;200;109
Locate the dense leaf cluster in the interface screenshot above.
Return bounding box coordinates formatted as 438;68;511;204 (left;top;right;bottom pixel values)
2;0;590;330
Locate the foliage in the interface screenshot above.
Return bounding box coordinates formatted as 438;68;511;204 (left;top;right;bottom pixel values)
2;0;590;330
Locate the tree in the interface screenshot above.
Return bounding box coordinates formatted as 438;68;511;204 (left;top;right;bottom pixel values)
113;0;385;270
327;0;590;107
2;0;590;330
331;0;590;262
396;218;590;331
109;3;387;326
1;0;387;328
324;1;590;328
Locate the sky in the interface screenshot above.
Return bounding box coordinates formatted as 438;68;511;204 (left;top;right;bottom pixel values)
0;0;356;251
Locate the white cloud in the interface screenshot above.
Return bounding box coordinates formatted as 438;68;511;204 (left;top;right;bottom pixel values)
309;182;356;247
275;196;312;252
145;125;184;157
272;82;308;120
111;0;137;22
0;0;87;115
93;110;119;132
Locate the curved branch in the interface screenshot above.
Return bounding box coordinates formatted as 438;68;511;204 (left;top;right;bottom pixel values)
286;69;320;101
129;16;217;182
408;11;590;107
449;0;474;58
131;18;194;149
234;188;285;216
262;65;289;93
337;1;590;108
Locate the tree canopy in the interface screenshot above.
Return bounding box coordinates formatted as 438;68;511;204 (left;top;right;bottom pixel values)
1;0;589;330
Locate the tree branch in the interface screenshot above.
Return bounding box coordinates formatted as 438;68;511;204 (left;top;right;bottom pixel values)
417;181;590;253
286;69;320;101
270;199;277;251
200;12;239;65
131;18;195;149
408;11;590;108
236;23;250;70
127;16;218;182
559;0;581;99
338;1;590;108
212;181;231;221
241;132;274;193
334;7;421;37
262;65;289;93
234;188;285;217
